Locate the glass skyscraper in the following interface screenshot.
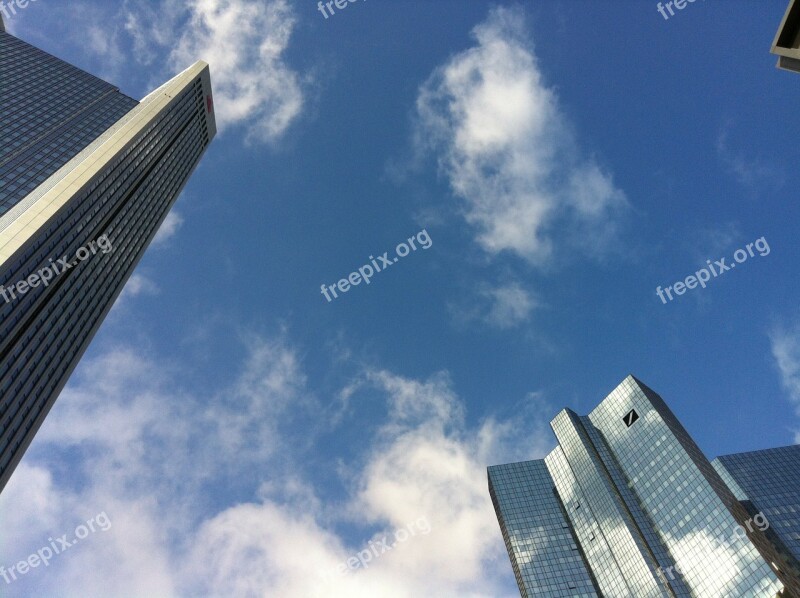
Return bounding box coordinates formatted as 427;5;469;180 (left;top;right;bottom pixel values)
713;445;800;594
0;15;216;492
489;376;797;597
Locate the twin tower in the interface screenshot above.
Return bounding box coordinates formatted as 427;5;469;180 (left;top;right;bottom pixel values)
489;376;800;597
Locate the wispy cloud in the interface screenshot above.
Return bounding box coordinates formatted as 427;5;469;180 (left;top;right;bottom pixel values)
769;320;800;442
0;337;549;597
152;211;184;245
482;283;538;329
124;0;306;143
717;127;783;190
415;6;627;265
450;281;538;330
691;221;741;264
114;273;160;306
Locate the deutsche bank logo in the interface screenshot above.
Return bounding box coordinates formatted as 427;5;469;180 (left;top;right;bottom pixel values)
623;409;639;427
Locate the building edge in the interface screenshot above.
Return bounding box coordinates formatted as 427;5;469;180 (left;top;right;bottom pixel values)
0;61;215;254
0;62;216;494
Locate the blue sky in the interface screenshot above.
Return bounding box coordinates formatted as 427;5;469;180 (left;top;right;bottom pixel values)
1;0;800;596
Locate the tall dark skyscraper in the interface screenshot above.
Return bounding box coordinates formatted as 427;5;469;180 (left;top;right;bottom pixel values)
0;15;216;492
488;376;799;597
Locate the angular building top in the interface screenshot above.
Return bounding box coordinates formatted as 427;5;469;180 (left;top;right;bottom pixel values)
489;376;793;597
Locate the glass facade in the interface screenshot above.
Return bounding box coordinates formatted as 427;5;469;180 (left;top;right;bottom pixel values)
488;376;788;598
713;445;800;595
0;31;139;216
0;27;215;493
548;409;667;597
488;459;600;597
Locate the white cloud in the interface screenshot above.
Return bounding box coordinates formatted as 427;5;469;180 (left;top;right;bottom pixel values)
0;339;549;597
123;0;188;67
769;321;800;442
717;127;783;190
170;0;304;143
415;6;627;264
153;210;184;245
84;23;126;72
482;283;537;329
117;273;160;303
449;281;538;330
124;0;306;143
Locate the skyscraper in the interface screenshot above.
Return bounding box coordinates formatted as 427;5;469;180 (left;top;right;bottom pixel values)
713;445;800;594
0;15;216;492
488;376;797;597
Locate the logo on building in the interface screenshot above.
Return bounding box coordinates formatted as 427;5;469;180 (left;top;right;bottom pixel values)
623;409;639;427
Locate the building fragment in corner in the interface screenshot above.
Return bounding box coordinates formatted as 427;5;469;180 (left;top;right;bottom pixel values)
772;0;800;73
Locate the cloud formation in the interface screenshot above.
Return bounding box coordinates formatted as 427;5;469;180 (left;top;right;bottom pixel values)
153;211;184;245
769;320;800;442
717;127;783;190
125;0;306;143
416;6;627;264
481;283;537;329
0;337;550;597
450;281;538;330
